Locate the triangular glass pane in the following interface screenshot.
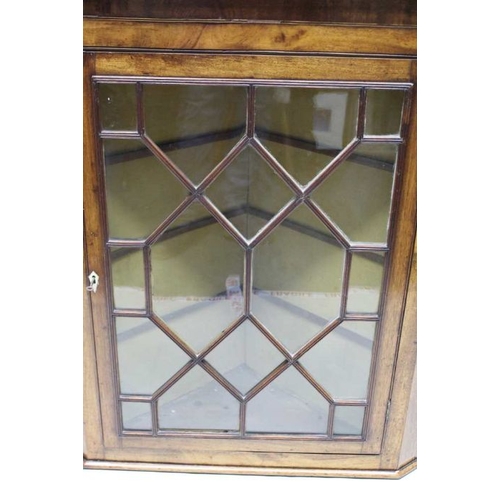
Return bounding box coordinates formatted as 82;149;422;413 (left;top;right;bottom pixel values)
300;321;376;399
143;84;246;185
103;138;189;240
255;86;359;185
205;321;285;395
116;317;191;395
205;146;294;239
246;367;329;434
252;204;343;353
152;202;245;353
158;366;240;431
311;143;398;244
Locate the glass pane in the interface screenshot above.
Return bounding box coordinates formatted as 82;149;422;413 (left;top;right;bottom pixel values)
116;317;191;395
246;367;329;434
365;89;405;136
312;143;398;244
252;204;344;353
158;366;239;431
205;320;285;395
347;252;385;314
121;402;152;431
103;139;188;240
110;247;145;310
151;202;245;353
99;83;136;131
300;321;376;399
255;87;359;185
143;84;246;185
333;406;365;435
206;146;294;239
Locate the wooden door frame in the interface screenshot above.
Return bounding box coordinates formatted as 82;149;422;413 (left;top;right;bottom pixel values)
83;47;416;475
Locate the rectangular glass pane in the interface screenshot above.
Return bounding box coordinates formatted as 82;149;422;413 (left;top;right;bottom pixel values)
333;406;365;435
121;401;152;431
110;247;145;310
99;83;137;131
347;252;385;314
365;89;405;136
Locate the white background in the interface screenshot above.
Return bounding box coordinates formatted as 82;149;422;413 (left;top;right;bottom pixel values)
0;2;498;498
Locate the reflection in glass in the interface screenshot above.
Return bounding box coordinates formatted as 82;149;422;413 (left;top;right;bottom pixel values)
255;87;359;185
206;146;294;239
347;252;385;314
99;83;136;131
300;321;376;399
110;247;145;310
143;84;247;185
158;366;239;431
365;89;405;136
312;143;398;244
246;367;329;434
333;406;365;435
252;204;343;353
205;321;285;395
151;202;245;353
103;139;188;240
116;317;190;395
121;402;152;431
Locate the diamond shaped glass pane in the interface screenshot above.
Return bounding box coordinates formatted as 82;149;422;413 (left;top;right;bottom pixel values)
152;202;245;353
246;367;329;434
98;83;136;131
334;406;365;436
116;317;191;395
311;143;398;244
365;89;405;137
300;321;376;399
143;84;246;185
347;252;385;314
255;87;359;185
205;321;285;395
158;366;239;431
205;146;294;239
103;139;189;240
121;402;152;431
252;204;343;353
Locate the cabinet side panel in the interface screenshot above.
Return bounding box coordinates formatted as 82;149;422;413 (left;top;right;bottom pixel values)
379;61;416;468
380;239;417;468
399;363;417;466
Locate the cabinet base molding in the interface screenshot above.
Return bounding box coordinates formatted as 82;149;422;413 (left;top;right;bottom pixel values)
83;457;417;479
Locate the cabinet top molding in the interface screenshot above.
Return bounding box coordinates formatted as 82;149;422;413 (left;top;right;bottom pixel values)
83;0;416;56
83;19;416;57
83;0;417;27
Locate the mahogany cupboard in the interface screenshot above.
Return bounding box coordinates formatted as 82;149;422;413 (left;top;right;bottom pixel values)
83;1;417;478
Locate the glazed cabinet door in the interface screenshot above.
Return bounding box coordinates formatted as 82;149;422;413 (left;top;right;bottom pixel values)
83;51;416;470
